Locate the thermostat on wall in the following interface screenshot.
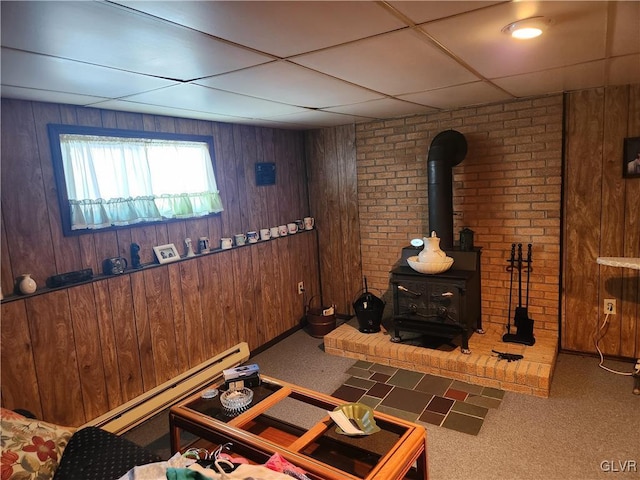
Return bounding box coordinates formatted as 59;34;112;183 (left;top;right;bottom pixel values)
255;162;276;186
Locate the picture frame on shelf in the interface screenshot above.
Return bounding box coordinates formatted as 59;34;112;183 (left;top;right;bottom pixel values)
623;136;640;178
153;243;180;264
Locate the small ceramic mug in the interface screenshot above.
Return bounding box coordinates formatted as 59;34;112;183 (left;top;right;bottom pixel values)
234;233;247;246
295;219;304;231
198;237;210;254
270;226;280;238
260;228;271;241
247;231;259;243
221;237;233;249
287;222;298;234
278;225;288;236
304;217;315;230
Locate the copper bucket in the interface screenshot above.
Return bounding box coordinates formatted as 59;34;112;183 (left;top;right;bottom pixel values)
305;296;336;338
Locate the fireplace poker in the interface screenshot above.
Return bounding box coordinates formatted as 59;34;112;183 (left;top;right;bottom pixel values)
506;244;516;335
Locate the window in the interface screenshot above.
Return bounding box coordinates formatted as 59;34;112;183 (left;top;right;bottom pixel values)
48;125;223;235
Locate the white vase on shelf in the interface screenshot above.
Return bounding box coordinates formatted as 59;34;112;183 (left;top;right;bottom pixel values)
18;274;37;295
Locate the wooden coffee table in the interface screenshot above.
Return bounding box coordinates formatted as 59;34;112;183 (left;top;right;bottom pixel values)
170;375;428;479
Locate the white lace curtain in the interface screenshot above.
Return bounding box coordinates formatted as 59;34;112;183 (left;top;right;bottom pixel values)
60;134;224;230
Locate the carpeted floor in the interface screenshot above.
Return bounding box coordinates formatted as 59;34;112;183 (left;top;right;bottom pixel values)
332;360;504;435
124;326;640;479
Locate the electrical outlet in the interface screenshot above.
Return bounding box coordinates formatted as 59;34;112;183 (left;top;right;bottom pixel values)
297;281;304;295
603;299;616;314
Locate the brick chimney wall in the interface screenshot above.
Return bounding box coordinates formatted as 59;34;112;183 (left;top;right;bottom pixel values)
355;95;563;332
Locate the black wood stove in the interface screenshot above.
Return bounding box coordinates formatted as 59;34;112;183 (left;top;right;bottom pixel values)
390;247;483;354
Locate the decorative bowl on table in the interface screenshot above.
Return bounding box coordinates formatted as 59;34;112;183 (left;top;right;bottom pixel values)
332;402;380;436
407;255;454;274
220;387;253;416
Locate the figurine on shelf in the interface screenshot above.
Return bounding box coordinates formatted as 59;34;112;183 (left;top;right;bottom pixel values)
185;238;196;258
131;243;142;269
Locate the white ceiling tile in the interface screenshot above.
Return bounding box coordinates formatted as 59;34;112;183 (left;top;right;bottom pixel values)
115;1;407;57
398;82;514;109
1;1;638;129
89;98;253;124
1;49;175;98
292;29;479;96
265;109;371;128
0;1;272;80
0;85;110;107
389;1;503;24
123;84;307;118
493;61;606;97
423;1;610;79
196;61;384;108
324;97;438;118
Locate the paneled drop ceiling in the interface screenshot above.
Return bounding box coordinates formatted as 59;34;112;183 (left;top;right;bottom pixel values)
1;1;639;130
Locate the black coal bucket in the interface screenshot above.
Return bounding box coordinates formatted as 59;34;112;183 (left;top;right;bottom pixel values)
353;278;385;334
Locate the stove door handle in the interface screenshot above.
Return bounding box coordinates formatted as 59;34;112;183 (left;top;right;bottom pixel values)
430;291;454;300
398;285;421;297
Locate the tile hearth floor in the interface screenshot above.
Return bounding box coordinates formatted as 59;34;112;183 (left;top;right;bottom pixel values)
331;360;505;435
324;320;558;398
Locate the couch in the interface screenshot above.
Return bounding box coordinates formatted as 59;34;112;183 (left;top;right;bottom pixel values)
1;408;161;480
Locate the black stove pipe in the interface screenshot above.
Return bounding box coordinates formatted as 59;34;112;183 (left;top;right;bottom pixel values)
427;130;467;249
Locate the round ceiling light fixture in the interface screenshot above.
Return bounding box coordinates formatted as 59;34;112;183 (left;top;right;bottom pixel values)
502;16;552;39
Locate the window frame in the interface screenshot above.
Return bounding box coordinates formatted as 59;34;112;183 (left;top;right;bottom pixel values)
47;123;221;236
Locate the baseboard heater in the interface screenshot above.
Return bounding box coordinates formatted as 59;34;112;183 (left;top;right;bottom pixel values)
84;342;250;434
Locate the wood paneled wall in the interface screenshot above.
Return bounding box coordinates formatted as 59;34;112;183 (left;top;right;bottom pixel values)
0;99;320;426
305;125;363;314
563;85;640;357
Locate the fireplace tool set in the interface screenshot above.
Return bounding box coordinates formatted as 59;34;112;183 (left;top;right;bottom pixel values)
503;243;536;346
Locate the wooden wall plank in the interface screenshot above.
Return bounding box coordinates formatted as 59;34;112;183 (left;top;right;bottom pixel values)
108;275;145;401
32;102;82;275
26;291;85;425
130;270;156;390
0;301;42;417
599;86;628;355
168;263;189;373
563;89;605;352
1;216;13;293
217;250;240;349
177;259;207;367
211;122;240;235
305;127;360;315
236;126;264;231
231;248;260;350
199;254;230;355
144;267;180;384
277;235;296;331
336;124;363;313
67;283;110;421
249;244;269;346
92;280;123;409
0;99;55;286
624;84;640;358
258;128;279;227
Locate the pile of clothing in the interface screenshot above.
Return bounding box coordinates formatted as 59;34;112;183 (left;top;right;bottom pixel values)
118;444;311;480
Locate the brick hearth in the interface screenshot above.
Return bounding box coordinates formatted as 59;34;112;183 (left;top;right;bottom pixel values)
324;321;557;398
